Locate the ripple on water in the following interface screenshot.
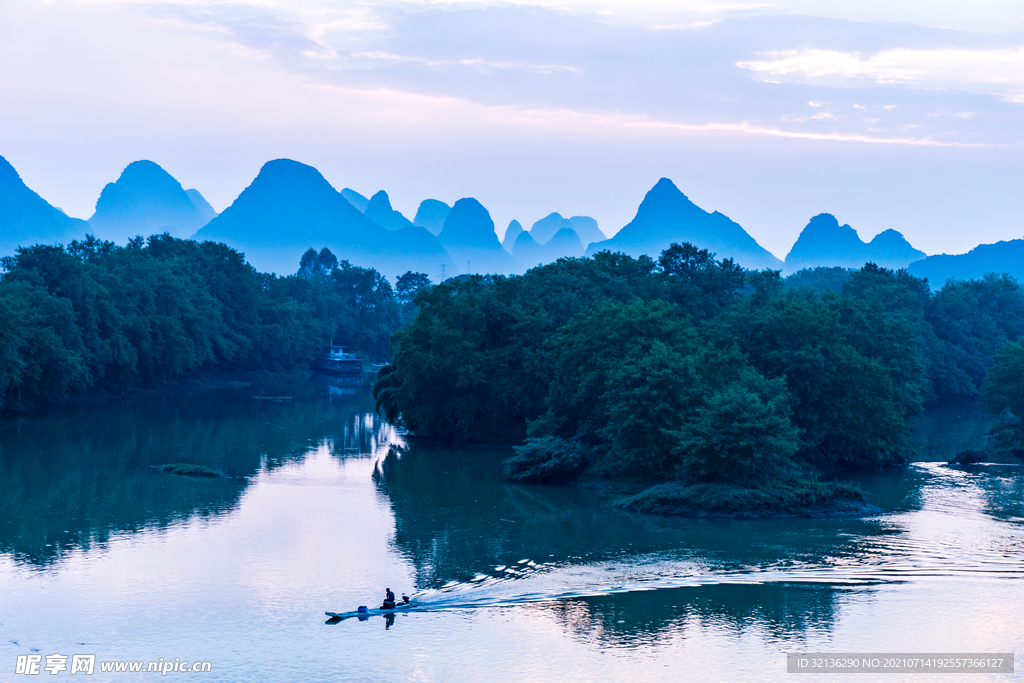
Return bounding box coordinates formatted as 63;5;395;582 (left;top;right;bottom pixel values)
397;462;1024;615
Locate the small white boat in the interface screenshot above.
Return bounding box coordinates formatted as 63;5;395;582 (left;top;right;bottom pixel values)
326;602;414;619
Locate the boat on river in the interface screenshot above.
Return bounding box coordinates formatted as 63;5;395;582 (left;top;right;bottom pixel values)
314;345;363;375
326;602;415;619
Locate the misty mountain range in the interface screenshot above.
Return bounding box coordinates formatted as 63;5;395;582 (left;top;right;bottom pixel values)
2;153;1022;287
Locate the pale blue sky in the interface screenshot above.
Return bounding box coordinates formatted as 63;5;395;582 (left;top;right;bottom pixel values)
1;0;1022;258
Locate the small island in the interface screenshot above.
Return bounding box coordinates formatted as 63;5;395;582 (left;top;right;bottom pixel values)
157;463;224;478
375;245;1024;517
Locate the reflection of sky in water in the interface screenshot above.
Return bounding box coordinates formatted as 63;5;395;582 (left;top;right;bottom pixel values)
0;383;1022;681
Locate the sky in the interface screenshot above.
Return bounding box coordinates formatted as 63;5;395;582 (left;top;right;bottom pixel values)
1;0;1022;259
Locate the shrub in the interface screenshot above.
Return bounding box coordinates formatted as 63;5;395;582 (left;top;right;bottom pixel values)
503;436;588;483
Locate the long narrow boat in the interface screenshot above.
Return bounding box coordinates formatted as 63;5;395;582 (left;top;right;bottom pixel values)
326;603;414;619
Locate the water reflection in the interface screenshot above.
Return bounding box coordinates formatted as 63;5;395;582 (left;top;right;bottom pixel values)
911;402;992;462
0;377;390;567
374;443;858;640
374;435;1024;645
3;384;1021;680
543;583;845;648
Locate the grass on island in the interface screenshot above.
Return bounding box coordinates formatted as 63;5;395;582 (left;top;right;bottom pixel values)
158;463;223;478
503;436;588;483
948;449;987;465
615;478;866;518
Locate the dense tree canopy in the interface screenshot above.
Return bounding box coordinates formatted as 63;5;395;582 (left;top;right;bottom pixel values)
980;341;1024;455
0;235;404;412
376;248;1024;485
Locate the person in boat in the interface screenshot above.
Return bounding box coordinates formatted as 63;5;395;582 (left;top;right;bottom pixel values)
382;588;396;609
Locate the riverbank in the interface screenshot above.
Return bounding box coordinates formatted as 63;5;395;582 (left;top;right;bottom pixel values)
610;479;877;519
502;438;876;519
0;368;331;419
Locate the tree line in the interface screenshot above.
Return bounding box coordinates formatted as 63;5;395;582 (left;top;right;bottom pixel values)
375;245;1024;501
0;235;427;413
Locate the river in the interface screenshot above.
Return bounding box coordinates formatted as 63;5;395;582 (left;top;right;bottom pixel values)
1;378;1021;681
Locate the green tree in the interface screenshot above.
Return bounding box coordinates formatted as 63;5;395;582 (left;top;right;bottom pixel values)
926;275;1024;400
658;242;745;319
714;273;921;470
980;341;1024;454
395;272;431;305
673;368;800;485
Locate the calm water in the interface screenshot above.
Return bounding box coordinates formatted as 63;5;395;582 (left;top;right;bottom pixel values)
1;379;1022;681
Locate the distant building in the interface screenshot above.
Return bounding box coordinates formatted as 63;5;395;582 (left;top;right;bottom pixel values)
315;345;362;375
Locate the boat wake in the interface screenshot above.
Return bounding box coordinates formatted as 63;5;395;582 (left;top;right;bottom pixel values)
398;463;1024;615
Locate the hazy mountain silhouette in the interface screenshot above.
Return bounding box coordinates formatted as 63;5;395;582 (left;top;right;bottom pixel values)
364;190;415;231
531;213;570;244
514;226;584;267
546;227;585;258
908;239;1024;287
185;189;218;223
438;198;519;275
413;199;450;236
586;178;782;270
502;219;523;252
193;159;452;280
869;229;926;267
511;231;541;263
341;188;369;212
785;213;924;273
529;212;605;250
0;154;88;254
88;160;210;242
567;216;606;247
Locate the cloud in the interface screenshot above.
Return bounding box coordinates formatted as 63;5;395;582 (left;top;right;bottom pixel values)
3;0;1023;261
738;46;1024;102
348;50;583;74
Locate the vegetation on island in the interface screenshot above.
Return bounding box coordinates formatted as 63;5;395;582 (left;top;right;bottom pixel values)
158;463;223;478
0;235;429;413
4;227;1022;514
980;341;1024;458
375;244;1024;515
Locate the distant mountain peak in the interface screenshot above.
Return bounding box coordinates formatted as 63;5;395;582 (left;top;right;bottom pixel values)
531;212;604;249
0;154;88;254
365;190;414;231
88;160;213;242
438;198;518;274
502;219;523;252
514;225;584;266
908;239;1024;289
530;212;567;245
439;198;501;250
341;188;369;213
785;213;924;273
193;158;453;280
586;178;781;270
367;190;394;212
567;216;605;247
651;177;681;195
413;199;450;236
254;158;333;191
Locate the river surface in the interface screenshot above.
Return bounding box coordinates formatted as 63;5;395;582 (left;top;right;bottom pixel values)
1;379;1022;681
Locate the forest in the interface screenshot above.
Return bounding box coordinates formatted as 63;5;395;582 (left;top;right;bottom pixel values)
374;245;1024;514
4;233;1022;514
0;235;422;413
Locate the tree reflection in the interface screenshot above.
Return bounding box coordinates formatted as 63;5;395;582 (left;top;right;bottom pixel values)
0;378;387;566
373;442;868;643
544;583;845;648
